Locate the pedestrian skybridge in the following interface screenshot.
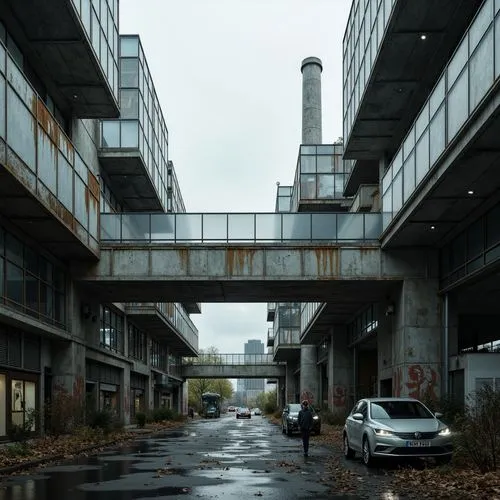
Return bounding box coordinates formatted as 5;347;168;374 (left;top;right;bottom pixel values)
181;354;286;379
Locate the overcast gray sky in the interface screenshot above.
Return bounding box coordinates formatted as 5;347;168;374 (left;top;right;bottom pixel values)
120;0;352;353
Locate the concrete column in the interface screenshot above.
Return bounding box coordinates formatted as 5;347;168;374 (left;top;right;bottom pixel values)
392;278;442;400
147;372;155;410
377;302;393;392
327;326;352;415
181;381;188;415
285;364;296;403
121;364;131;425
301;57;322;144
51;341;85;406
300;345;318;405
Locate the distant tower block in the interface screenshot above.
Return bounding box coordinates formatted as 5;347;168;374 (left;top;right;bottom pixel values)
301;57;323;145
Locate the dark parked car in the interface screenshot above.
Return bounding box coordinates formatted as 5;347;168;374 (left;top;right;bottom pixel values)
282;403;321;435
236;407;251;419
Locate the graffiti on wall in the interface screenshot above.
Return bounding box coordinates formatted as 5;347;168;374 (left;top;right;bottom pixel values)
332;386;347;407
300;390;315;405
406;365;438;400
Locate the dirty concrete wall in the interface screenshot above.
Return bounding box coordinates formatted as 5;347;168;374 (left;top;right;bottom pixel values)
300;345;318;405
327;326;352;415
392;278;442;401
71;118;100;177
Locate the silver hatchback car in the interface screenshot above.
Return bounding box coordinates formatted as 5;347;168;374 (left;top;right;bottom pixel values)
343;397;453;467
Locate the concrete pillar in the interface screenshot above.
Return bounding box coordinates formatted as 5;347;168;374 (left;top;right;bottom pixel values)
300;345;318;405
121;364;131;425
377;302;393;393
285;364;296;403
301;57;322;144
327;326;352;415
392;278;442;401
181;381;188;415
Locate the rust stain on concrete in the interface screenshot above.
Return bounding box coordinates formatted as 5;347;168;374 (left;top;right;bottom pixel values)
227;248;256;276
313;247;338;277
177;248;188;271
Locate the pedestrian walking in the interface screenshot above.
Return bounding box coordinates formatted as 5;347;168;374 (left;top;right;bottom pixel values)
298;400;313;457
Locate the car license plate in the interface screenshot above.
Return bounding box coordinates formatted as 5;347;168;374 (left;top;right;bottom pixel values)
406;440;431;447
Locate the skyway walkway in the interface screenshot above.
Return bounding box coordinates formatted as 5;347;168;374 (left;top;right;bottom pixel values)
181;354;286;379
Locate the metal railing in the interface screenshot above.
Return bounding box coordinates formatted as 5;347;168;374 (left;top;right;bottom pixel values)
101;212;382;243
182;354;281;365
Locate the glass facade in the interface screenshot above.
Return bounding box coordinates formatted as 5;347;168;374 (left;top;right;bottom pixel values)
273;303;301;353
167;161;186;213
382;0;500;230
300;302;324;337
100;35;169;211
70;0;119;100
128;322;147;362
100;211;382;243
0;227;66;329
343;0;396;143
291;145;351;211
440;200;500;289
99;305;124;353
156;302;199;353
100;176;123;213
347;304;379;346
0;40;100;253
275;186;292;213
151;339;167;371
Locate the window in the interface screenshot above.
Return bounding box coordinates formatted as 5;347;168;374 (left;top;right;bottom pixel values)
128;323;146;362
100;305;124;353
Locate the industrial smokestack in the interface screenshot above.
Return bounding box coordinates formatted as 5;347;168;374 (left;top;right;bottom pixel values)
301;57;323;144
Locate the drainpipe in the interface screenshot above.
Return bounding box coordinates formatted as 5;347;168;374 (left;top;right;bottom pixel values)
442;294;449;396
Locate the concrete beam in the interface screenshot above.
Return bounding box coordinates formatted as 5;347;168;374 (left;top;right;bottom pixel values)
182;364;285;379
74;245;437;303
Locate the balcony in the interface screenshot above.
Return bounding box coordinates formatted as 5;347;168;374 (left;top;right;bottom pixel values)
343;0;482;160
272;304;301;362
267;327;274;347
100;212;382;243
99;36;168;211
291;145;352;212
126;302;198;357
267;303;276;322
0;42;100;259
1;0;119;117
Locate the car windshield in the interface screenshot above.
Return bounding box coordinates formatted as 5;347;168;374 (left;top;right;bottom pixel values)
289;404;302;412
370;400;434;419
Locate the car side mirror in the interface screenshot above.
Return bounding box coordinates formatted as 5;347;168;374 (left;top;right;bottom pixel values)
352;412;364;421
434;412;443;419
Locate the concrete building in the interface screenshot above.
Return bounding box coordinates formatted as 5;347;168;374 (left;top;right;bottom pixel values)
274;0;500;414
242;340;265;404
0;4;198;438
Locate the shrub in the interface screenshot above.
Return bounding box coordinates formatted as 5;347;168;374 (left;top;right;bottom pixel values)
273;410;282;419
135;412;146;428
8;409;38;442
4;442;31;457
453;385;500;473
45;385;85;436
263;400;277;415
89;410;114;434
151;407;174;422
421;393;464;427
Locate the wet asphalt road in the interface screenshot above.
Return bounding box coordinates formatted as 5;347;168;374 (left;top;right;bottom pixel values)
0;414;405;500
0;414;345;500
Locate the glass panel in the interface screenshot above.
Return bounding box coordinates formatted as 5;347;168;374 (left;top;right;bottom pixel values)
25;272;38;313
469;27;494;110
121;37;139;57
317;175;336;198
5;233;23;266
403;151;415;203
121;213;150;241
337;214;364;240
255;214;281;241
74;175;87;226
415;102;429;140
300;174;316;199
37;129;57;192
100;214;121;240
150;213;175;241
415;130;430;185
311;213;337;240
7;87;36;171
202;214;227;241
282;213;311;240
176;214;202;241
496;15;500;79
364;213;382;239
317;155;333;173
24;381;36;431
0;75;5;139
469;0;493;53
300;155;315;173
392;169;403;213
448;35;468;87
403;128;415;160
101;121;120;147
447;69;469;142
120;120;139;148
11;380;24;428
40;283;53;318
429;105;446;165
58;153;73;211
120;89;139;118
6;262;23;305
120;58;139;87
228;214;255;241
429;74;445;117
382;188;392;229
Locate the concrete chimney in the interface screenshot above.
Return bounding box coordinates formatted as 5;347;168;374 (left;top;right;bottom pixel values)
301;57;323;144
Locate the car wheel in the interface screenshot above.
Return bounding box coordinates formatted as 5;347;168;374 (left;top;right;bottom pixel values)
343;433;355;459
362;436;375;467
435;455;452;466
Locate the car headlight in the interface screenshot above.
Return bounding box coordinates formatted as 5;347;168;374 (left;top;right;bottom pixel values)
439;427;451;436
291;417;298;421
374;428;393;436
313;416;319;420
